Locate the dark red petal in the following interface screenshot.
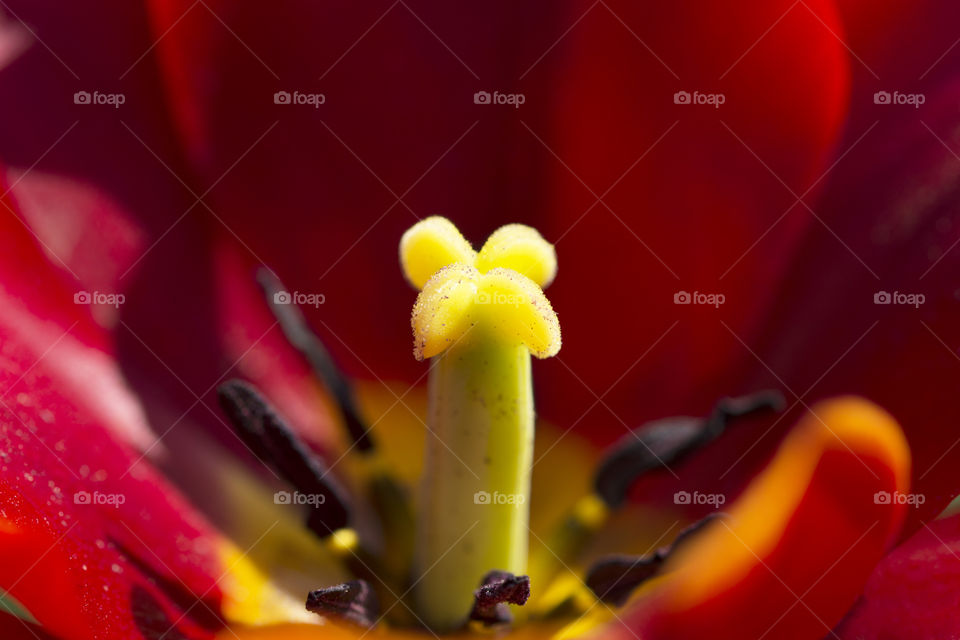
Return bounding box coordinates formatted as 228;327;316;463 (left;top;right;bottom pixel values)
835;0;960;90
838;513;960;639
537;0;849;440
0;1;190;297
744;72;960;529
605;2;960;530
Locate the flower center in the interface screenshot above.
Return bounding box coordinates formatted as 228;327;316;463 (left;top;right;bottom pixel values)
216;218;791;635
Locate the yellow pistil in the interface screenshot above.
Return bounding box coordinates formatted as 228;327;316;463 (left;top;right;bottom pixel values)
401;218;560;631
400;216;558;291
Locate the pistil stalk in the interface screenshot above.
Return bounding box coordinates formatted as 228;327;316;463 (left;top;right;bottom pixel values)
415;335;534;630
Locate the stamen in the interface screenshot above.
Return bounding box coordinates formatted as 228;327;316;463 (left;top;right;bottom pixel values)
367;473;416;584
594;390;784;507
257;270;417;584
217;379;351;534
113;538;224;631
306;580;380;629
529;391;782;615
585;513;723;605
469;571;531;626
257;268;374;452
214;378;275;463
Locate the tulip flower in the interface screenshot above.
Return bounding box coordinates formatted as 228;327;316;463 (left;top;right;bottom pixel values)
1;1;960;639
0;209;918;640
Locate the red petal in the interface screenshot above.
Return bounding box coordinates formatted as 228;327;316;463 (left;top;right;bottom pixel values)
537;0;849;440
604;2;960;529
0;194;225;639
746;73;960;529
0;179;154;452
838;513;960;639
625;398;909;640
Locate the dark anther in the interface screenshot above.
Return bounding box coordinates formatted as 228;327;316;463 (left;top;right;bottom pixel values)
215;378;276;463
585;513;723;605
257;268;375;452
112;538;223;632
469;570;531;626
306;580;380;629
131;585;193;640
594;390;784;507
217;379;350;534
